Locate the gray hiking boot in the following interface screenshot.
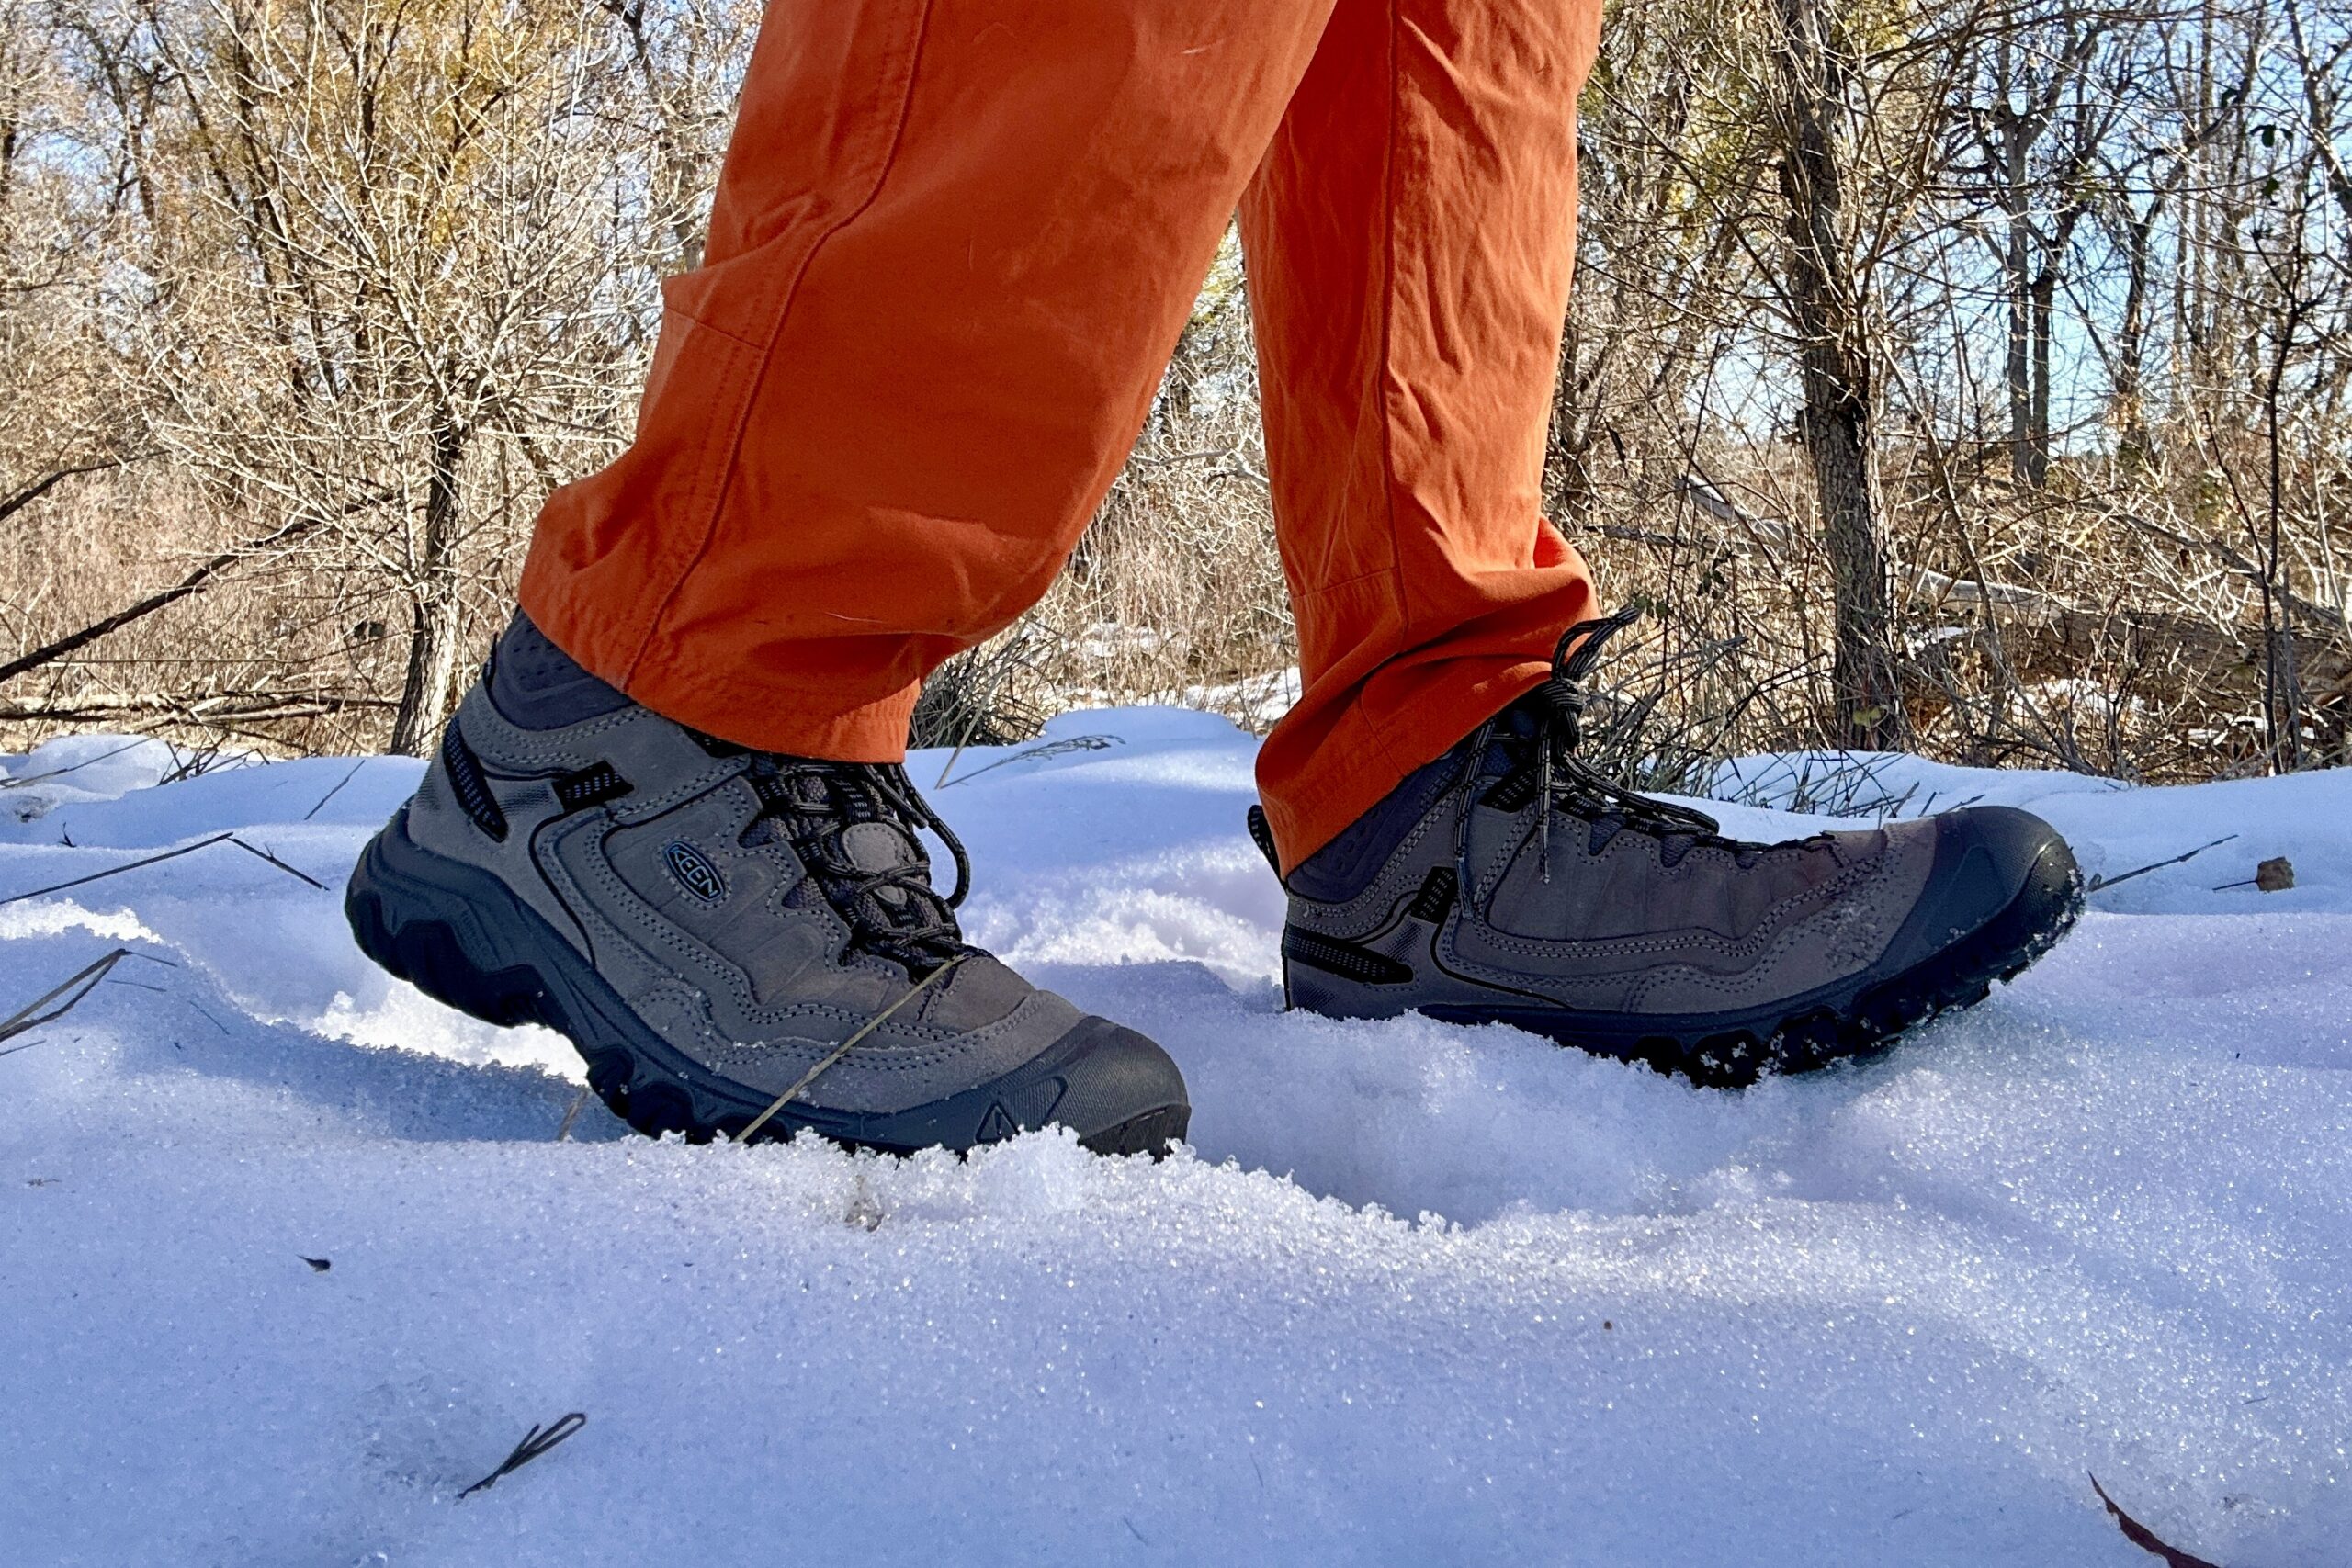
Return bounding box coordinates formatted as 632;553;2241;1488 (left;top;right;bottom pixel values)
1254;610;2083;1087
346;614;1189;1155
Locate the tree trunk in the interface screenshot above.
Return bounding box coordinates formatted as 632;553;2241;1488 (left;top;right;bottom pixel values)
2005;165;2039;486
1771;0;1906;751
387;419;472;756
2113;204;2155;468
2029;267;2056;486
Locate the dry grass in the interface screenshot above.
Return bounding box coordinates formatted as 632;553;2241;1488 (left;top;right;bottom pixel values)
6;355;2346;800
0;460;521;756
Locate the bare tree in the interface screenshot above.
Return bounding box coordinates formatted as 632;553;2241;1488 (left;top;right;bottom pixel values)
96;0;725;750
1949;9;2118;487
1768;0;1907;749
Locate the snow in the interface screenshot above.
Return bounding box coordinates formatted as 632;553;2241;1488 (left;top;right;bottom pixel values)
0;715;2346;1565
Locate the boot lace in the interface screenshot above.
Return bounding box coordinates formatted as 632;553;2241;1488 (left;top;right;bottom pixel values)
740;754;972;976
1496;607;1774;877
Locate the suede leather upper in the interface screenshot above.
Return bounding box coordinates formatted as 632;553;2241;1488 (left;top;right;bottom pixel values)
402;643;1093;1116
1284;723;1982;1029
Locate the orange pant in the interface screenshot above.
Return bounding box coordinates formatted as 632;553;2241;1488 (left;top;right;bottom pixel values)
519;0;1601;872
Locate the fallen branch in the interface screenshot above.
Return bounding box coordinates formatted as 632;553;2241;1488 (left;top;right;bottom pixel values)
0;693;399;725
1655;475;2352;705
2100;503;2350;642
0;454;147;530
0;489;390;687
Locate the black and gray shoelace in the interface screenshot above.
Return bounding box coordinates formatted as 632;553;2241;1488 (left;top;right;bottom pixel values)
1487;607;1773;876
743;755;973;975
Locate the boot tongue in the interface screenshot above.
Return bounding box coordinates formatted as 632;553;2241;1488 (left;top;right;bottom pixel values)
835;819;953;953
779;770;909;854
1480;686;1550;778
839;820;926;875
817;781;937;897
1483;680;1731;843
755;760;961;966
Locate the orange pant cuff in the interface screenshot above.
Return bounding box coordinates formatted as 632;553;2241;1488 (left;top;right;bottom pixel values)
519;568;919;761
1257;659;1553;876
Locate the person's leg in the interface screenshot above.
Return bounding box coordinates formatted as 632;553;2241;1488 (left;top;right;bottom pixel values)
353;0;1352;1156
1241;0;1604;874
523;0;1339;760
1247;0;2085;1084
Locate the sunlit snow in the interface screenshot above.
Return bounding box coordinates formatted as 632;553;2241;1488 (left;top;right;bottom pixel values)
0;715;2344;1564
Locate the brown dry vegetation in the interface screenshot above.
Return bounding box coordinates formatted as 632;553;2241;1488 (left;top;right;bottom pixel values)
2;0;2347;795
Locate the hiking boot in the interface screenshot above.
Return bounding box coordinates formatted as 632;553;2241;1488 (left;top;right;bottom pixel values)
345;614;1189;1155
1254;609;2083;1087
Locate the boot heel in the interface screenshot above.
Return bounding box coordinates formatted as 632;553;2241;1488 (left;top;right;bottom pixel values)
345;808;552;1030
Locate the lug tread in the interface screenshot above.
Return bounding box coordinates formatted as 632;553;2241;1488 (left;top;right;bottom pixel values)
1622;861;2085;1087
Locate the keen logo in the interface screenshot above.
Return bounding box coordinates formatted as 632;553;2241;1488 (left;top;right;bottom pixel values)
663;840;725;903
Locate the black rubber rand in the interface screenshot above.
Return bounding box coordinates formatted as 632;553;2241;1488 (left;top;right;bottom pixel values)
345;808;1188;1156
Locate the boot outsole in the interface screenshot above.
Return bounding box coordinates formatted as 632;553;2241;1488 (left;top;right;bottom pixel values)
346;808;1189;1157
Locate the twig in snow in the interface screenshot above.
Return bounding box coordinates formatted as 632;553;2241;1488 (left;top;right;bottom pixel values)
555;1085;593;1142
301;759;369;821
0;833;235;905
2087;1474;2225;1568
2086;835;2238;896
458;1413;587;1500
933;721;980;791
226;836;326;889
2214;856;2296;894
0;830;323;905
938;733;1119;789
0;739;153;792
156;740;262;785
0;948;133;1055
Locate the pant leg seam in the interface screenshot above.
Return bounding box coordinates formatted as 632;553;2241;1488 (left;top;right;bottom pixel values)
1373;0;1409;626
619;0;941;689
662;304;763;355
1295;560;1398;600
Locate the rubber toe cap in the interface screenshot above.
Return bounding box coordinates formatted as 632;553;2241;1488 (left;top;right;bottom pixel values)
1045;1015;1191;1153
1955;803;2074;877
1881;806;2080;971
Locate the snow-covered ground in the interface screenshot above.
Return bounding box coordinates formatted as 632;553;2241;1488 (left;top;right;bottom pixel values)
1;714;2345;1566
